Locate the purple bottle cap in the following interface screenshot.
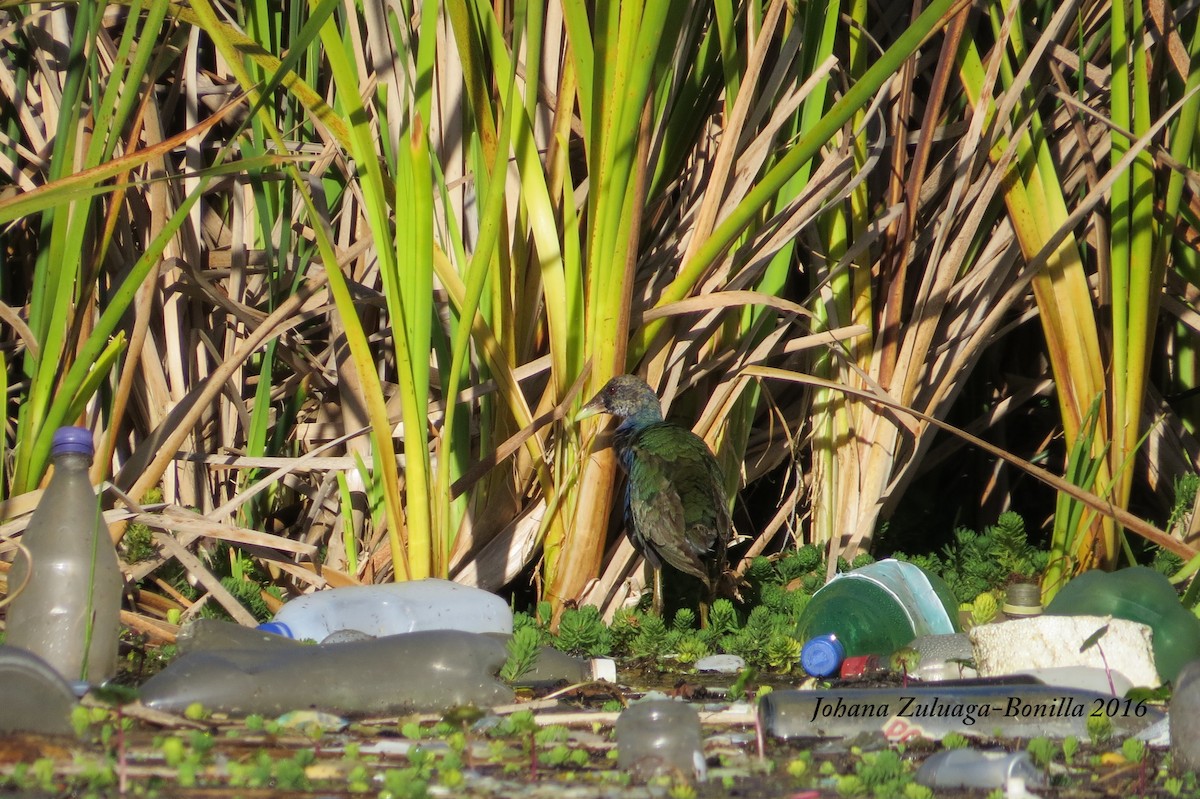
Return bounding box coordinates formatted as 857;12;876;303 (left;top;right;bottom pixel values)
51;426;94;456
800;634;845;677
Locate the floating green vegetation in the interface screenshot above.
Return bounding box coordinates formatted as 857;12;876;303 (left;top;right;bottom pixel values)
501;545;847;677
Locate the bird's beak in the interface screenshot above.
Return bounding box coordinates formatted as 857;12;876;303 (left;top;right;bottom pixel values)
573;396;605;423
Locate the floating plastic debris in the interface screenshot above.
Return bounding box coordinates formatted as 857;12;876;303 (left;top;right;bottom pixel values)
617;699;707;783
258;579;513;641
139;629;514;717
916;749;1046;790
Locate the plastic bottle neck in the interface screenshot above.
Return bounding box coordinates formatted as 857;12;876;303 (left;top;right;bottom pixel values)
51;452;94;470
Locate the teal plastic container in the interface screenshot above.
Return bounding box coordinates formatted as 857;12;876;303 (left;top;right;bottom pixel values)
795;559;961;673
1045;566;1200;684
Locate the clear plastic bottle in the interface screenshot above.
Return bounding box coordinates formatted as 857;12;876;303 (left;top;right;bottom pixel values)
257;578;513;642
616;700;707;783
916;749;1045;790
795;560;960;676
5;427;122;684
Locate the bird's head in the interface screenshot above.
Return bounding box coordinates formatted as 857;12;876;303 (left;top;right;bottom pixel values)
575;375;664;423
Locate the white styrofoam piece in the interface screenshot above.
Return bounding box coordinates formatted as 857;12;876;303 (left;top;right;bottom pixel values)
969;615;1160;688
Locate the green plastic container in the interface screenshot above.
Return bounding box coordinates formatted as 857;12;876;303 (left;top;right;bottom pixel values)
795;559;961;670
1044;566;1200;684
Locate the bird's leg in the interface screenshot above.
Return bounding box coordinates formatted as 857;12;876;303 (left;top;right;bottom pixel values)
652;567;664;616
698;582;715;629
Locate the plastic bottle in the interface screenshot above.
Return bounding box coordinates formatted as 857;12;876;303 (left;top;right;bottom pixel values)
177;618;305;655
0;646;80;735
795;559;960;676
915;749;1045;790
908;632;977;681
1044;566;1200;684
139;629;515;717
257;578;513;641
616;700;707;783
5;427;121;684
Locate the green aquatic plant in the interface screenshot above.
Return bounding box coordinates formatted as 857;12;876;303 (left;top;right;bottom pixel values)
834;774;865;796
501;626;543;683
968;591;1001;626
1086;711;1114;744
903;784;933;799
763;633;803;673
672;608;697;632
1122;737;1147;763
940;732;970;750
1062;735;1080;764
707;599;739;636
855;748;905;790
897;512;1046;603
630;614;671;660
676;637;711;666
554;604;611;657
1026;736;1058;768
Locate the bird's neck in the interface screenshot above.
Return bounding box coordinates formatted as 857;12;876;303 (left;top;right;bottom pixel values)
612;410;662;465
614;407;662;434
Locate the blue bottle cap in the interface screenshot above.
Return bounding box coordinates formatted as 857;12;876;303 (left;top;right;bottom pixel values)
800;634;845;677
256;621;294;638
52;426;94;456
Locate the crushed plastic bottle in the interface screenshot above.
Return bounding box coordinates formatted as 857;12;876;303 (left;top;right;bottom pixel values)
1044;566;1200;684
139;629;514;717
0;646;79;735
257;578;512;642
5;427;122;684
795;559;960;676
177;618;305;655
617;700;707;783
916;749;1045;790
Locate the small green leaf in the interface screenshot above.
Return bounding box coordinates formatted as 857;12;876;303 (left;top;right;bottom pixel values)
1079;624;1110;652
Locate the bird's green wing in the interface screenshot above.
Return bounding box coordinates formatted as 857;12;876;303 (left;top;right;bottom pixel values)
625;423;731;585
